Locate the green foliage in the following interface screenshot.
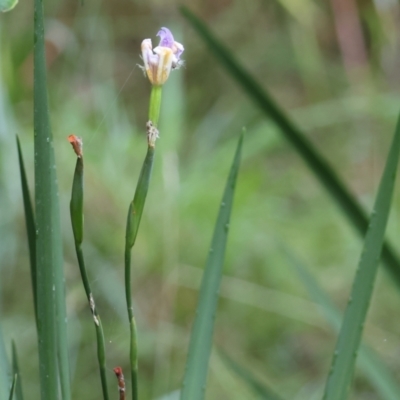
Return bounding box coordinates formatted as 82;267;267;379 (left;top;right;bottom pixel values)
181;134;243;400
70;157;84;247
284;249;400;400
179;5;400;287
3;1;400;400
33;0;70;398
323;115;400;398
125;145;155;400
220;351;284;400
69;152;110;400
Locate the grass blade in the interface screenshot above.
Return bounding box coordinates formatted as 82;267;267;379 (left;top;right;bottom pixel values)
323;114;400;399
11;342;23;400
179;6;400;287
16;136;37;325
68;136;110;400
7;375;16;400
34;0;70;398
180;134;243;400
125;145;155;400
219;351;284;400
283;248;400;400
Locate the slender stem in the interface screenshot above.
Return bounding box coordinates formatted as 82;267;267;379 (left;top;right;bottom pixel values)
149;85;162;127
124;145;155;400
123;84;160;400
75;243;91;300
70;154;110;400
125;246;138;400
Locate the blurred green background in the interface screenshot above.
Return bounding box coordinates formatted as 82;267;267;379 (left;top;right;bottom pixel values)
1;0;400;399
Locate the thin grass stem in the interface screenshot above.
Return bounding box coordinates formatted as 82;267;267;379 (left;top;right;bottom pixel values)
124;144;155;400
69;136;110;400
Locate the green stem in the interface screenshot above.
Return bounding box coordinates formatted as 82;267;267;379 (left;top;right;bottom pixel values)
70;156;110;400
124;145;155;400
95;315;109;400
125;242;138;400
149;85;162;127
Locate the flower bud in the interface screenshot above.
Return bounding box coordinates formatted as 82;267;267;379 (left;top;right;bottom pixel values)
141;27;184;86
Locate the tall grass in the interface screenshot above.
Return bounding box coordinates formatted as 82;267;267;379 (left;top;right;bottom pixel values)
1;1;400;399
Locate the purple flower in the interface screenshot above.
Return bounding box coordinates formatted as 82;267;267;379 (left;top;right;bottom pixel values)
141;27;184;85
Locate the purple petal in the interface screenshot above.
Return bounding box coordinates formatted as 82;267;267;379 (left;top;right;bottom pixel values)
157;27;174;48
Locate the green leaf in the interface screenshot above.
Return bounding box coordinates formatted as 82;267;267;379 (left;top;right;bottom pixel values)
34;0;71;399
11;342;23;400
16;137;37;325
125;145;155;400
0;0;17;12
220;351;284;400
70;157;84;247
323;114;400;399
180;134;243;400
284;248;400;400
69;153;110;400
179;6;400;287
7;375;16;400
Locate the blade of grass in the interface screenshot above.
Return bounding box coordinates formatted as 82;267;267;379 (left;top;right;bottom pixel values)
69;136;110;400
179;6;400;287
219;351;284;400
180;134;243;400
283;248;400;400
7;375;16;400
323;113;400;399
34;0;71;398
16;136;37;325
11;342;23;400
125;144;155;400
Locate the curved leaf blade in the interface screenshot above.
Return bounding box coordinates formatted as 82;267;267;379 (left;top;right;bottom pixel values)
179;6;400;287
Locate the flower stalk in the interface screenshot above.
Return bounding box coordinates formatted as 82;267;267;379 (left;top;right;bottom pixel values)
124;27;184;400
68;135;110;400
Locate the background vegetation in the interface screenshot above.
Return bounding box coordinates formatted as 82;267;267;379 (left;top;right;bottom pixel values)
1;0;400;399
